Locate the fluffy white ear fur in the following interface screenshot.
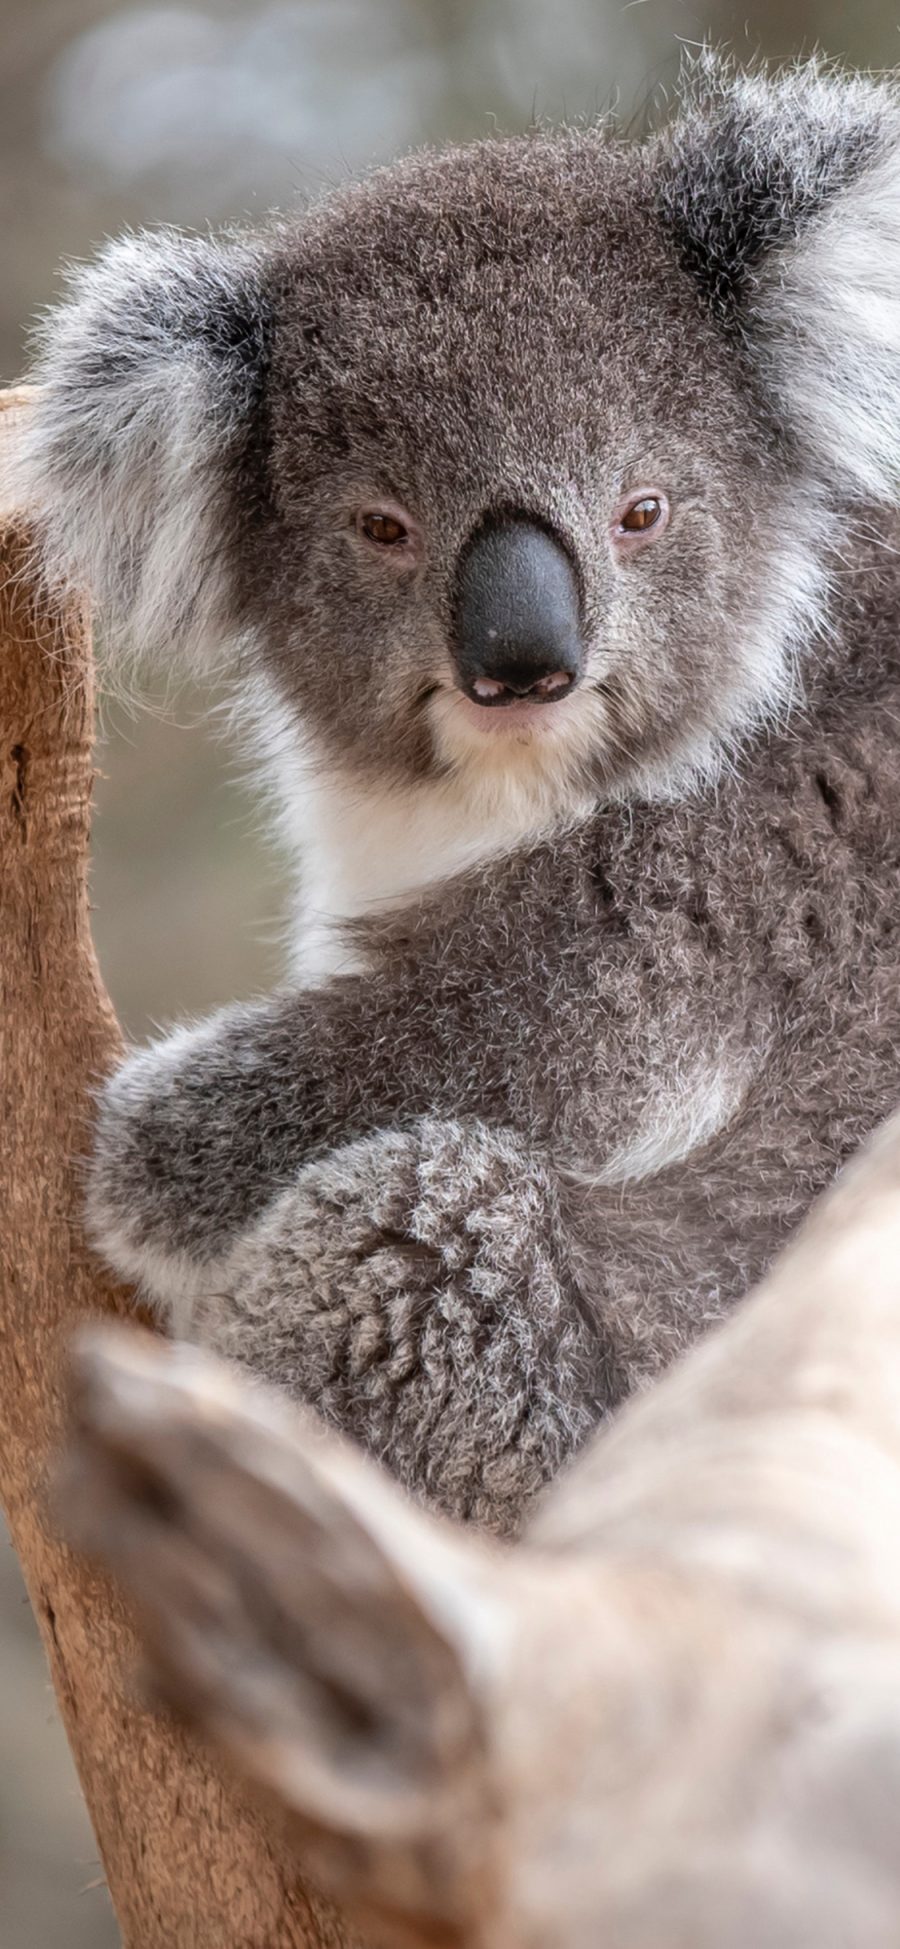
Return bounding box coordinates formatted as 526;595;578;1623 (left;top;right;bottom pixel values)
752;134;900;504
662;59;900;509
13;230;268;670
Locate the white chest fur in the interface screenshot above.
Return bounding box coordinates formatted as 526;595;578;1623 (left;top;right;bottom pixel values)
250;680;591;983
280;756;563;981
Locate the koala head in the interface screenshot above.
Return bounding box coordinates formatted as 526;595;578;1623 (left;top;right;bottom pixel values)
18;59;900;828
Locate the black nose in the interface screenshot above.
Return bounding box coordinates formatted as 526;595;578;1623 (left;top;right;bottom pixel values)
452;515;583;706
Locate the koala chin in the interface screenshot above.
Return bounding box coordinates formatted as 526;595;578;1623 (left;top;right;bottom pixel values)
16;55;900;1534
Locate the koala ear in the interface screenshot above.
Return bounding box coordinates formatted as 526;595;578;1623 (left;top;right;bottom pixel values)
66;1330;503;1943
659;59;900;504
15;229;271;668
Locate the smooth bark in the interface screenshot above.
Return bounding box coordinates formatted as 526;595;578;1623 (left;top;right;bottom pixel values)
0;387;353;1949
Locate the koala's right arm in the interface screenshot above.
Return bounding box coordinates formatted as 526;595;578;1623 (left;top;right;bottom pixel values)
85;974;611;1536
85;984;400;1310
84;944;563;1318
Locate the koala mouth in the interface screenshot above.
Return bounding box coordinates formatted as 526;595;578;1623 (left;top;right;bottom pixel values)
452;688;572;736
469;669;576;706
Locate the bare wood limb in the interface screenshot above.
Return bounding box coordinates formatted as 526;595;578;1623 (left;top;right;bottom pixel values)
0;388;355;1949
534;1099;900;1558
63;1110;900;1948
65;1329;498;1949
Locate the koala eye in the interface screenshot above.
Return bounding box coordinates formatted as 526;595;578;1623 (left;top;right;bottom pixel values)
359;509;410;547
611;491;670;550
353;500;423;567
622;497;661;532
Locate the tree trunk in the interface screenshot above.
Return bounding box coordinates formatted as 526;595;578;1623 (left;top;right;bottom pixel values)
0;387;354;1949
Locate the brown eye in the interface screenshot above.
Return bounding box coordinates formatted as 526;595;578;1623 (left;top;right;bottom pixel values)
354;500;423;567
361;510;409;546
620;496;662;532
611;490;670;550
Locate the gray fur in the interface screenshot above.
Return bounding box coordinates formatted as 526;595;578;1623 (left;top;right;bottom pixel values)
191;1120;601;1531
20;59;900;1534
14;229;271;671
658;58;900;502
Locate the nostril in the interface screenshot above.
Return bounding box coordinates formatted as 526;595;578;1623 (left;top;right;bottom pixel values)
470;667;575;707
532;669;574;699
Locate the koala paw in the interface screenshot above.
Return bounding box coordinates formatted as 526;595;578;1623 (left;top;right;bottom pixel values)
193;1117;603;1533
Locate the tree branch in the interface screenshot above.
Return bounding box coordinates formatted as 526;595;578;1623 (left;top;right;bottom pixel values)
63;1091;900;1943
0;387;355;1949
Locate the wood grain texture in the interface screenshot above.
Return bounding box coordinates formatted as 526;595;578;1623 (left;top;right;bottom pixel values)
63;1114;900;1949
0;387;354;1949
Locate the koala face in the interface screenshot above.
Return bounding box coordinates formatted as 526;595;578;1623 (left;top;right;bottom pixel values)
20;59;900;819
253;135;805;804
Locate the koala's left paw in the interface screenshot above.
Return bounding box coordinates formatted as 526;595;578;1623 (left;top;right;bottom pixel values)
193;1117;603;1533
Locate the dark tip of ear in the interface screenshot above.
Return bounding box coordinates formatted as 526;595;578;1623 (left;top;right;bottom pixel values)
195;279;271;377
656;68;887;324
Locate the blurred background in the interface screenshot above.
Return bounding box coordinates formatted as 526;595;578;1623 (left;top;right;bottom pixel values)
1;0;897;1940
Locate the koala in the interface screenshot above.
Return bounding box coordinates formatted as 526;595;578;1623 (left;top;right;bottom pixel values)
17;58;900;1536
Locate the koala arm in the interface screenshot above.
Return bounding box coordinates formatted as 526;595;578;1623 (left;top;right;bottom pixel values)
85;967;617;1532
86;812;769;1326
85;948;555;1315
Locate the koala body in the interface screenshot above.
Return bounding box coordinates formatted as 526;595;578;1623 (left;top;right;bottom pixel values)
19;61;900;1533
